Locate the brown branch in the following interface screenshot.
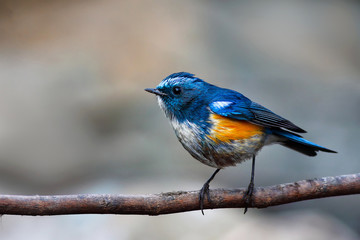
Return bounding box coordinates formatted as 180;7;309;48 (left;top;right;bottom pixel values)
0;173;359;216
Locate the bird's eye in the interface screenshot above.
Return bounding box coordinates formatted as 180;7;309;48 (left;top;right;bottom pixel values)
172;86;182;95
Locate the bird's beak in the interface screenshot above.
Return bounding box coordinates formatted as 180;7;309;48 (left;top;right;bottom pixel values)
144;88;167;96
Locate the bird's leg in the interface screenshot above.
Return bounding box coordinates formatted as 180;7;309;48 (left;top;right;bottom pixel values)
199;168;220;215
244;155;256;214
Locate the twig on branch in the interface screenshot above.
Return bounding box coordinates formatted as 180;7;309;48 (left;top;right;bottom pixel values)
0;173;359;216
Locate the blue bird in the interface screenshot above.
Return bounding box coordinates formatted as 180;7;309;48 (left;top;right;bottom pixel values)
145;72;336;214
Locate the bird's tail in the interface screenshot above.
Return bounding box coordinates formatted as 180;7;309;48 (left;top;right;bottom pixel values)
271;129;337;156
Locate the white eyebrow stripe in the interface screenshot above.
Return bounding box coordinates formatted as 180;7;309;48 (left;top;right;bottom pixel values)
211;101;233;109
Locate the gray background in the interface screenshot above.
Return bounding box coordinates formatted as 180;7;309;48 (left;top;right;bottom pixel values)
0;0;359;239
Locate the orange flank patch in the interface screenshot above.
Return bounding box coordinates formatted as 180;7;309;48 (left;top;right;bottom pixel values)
208;114;264;143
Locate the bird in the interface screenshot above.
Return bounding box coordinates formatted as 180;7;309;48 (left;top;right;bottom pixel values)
145;72;336;214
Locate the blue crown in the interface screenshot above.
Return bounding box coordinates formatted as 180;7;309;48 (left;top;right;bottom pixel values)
164;72;195;80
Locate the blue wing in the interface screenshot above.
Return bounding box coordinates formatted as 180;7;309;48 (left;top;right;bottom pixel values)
209;94;306;133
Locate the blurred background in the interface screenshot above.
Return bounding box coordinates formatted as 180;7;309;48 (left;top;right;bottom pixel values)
0;0;359;239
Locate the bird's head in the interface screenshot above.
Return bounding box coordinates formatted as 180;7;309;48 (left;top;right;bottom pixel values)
145;72;210;121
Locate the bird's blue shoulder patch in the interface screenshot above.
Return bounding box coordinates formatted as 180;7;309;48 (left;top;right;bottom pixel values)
209;101;234;112
209;98;252;121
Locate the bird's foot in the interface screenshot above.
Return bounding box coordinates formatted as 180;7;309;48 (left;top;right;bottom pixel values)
243;181;254;214
199;168;220;215
199;182;212;215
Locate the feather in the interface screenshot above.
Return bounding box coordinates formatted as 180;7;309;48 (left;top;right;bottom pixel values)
210;98;306;133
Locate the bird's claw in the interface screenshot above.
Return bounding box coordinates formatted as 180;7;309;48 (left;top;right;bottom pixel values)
199;183;211;215
243;182;254;214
